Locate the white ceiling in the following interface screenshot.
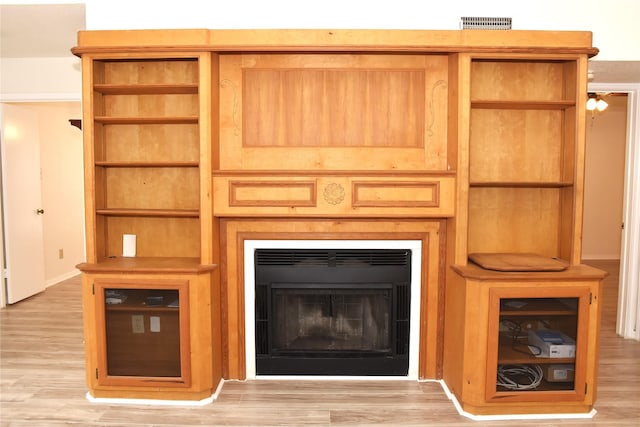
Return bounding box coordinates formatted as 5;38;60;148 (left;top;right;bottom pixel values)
588;60;640;84
0;3;638;84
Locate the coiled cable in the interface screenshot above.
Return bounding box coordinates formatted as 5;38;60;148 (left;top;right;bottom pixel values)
497;364;543;390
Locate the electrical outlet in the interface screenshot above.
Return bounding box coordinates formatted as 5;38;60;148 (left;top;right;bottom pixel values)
131;315;144;333
58;248;64;259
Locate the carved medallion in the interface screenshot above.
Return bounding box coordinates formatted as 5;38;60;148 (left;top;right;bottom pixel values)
323;183;345;205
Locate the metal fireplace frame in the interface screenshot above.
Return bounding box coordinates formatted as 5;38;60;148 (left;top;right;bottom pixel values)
254;248;411;376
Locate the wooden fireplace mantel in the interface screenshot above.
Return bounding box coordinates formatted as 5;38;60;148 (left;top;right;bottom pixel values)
74;29;605;415
72;28;598;55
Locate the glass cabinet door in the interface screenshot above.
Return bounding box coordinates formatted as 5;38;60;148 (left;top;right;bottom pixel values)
486;286;591;402
94;279;191;387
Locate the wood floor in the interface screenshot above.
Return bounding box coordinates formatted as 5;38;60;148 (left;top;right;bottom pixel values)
1;260;638;426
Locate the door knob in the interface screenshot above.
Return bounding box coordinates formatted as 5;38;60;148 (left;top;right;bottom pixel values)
36;209;44;215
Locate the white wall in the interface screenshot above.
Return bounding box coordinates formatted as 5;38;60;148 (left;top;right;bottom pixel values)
0;0;638;63
583;97;628;259
1;0;638;100
0;134;4;307
80;0;639;61
0;57;81;101
0;102;85;287
36;102;85;285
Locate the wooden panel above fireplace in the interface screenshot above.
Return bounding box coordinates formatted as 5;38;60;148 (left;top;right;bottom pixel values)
218;53;449;171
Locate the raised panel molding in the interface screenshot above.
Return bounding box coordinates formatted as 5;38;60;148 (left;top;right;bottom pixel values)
229;181;317;207
213;175;455;217
218;53;450;171
242;68;426;148
352;181;440;208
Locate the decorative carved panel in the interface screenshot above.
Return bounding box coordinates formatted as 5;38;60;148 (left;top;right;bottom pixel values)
213;175;455;217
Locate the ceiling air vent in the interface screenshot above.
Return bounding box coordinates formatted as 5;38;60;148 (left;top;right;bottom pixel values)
461;17;512;30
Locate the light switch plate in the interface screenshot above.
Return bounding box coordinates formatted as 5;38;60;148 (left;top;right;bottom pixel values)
150;316;160;333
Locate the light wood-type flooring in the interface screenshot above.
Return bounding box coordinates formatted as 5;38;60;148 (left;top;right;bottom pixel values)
1;260;638;426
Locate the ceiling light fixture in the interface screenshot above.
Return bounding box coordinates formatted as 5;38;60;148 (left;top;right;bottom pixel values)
586;93;608;112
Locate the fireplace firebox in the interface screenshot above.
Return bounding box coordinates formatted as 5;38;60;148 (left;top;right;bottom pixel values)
254;249;411;375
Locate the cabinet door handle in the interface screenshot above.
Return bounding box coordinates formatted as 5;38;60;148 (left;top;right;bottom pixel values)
36;209;45;215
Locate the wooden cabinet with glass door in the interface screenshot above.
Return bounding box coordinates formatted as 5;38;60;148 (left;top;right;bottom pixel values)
78;264;217;401
445;264;604;415
444;50;607;415
100;284;186;381
487;285;596;402
73;38;219;401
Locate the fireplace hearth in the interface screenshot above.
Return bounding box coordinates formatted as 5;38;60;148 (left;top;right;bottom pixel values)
254;249;411;375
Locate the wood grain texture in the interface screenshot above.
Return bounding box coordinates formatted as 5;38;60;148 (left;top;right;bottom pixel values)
469;109;564;183
1;260;637;426
103;124;199;163
468;253;569;271
218;53;449;172
242;68;425;148
105;216;200;258
468;187;565;258
470;60;573;101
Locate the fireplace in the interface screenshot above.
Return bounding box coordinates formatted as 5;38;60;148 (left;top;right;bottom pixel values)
253;248;412;376
236;231;435;381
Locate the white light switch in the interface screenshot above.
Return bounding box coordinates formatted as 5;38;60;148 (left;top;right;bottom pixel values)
150;316;160;332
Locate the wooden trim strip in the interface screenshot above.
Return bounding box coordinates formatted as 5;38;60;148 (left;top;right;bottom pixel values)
213;170;456;177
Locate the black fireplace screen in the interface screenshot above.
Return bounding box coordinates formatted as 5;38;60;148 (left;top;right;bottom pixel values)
272;287;391;353
255;249;411;375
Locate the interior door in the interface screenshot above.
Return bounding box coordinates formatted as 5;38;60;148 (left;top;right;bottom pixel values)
0;103;46;303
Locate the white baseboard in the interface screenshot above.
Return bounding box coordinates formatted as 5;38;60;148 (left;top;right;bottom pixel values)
45;271;81;288
85;379;224;406
430;379;597;421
